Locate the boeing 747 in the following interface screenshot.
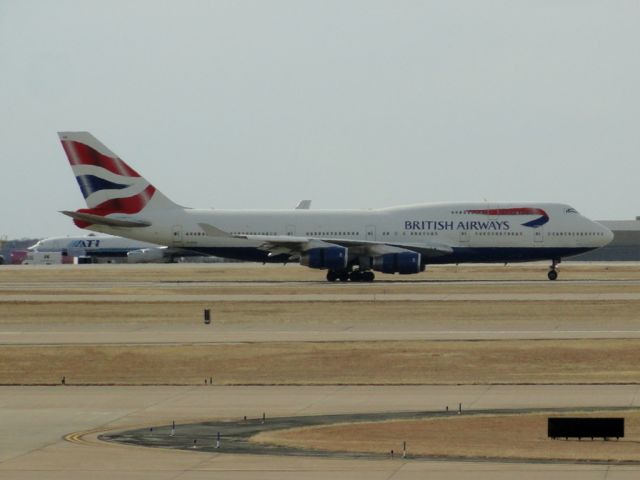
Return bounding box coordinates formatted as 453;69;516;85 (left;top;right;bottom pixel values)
58;132;613;281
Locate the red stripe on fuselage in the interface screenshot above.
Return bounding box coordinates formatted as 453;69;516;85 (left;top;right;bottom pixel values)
465;208;547;217
62;140;140;178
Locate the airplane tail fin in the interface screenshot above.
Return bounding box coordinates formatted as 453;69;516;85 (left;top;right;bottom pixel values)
58;132;181;228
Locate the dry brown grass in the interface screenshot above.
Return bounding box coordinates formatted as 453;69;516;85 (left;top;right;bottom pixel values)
3;339;640;385
1;298;638;327
253;410;640;462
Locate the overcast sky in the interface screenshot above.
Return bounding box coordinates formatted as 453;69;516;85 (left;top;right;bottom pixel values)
1;1;639;238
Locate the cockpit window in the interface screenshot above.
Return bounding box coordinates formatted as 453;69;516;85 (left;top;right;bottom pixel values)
565;208;579;214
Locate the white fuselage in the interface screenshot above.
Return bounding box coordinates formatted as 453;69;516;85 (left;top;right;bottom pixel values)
30;235;161;256
88;202;613;265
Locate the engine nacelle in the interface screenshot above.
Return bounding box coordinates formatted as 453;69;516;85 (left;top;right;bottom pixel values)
127;248;165;263
373;251;422;274
300;246;348;270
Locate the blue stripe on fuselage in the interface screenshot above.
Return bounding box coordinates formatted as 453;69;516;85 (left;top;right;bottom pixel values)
521;215;549;228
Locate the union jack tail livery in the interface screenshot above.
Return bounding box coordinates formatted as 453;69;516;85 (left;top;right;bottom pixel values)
59;132;179;228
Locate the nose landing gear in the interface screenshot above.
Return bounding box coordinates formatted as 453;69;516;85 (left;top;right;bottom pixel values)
548;259;560;281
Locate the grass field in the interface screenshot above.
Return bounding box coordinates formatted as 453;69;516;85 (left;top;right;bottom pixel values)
3;339;640;385
1;299;639;326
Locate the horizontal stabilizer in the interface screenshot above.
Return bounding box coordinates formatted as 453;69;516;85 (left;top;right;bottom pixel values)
60;211;151;228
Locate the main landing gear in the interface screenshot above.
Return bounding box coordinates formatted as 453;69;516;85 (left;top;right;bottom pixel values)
548;258;560;281
326;270;375;282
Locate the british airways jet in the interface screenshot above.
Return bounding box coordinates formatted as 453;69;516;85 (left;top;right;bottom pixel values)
58;132;613;282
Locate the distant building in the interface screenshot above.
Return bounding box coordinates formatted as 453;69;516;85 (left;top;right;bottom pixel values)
1;239;39;265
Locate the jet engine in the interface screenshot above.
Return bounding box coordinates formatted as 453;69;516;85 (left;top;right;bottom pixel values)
126;248;165;263
373;251;422;274
300;246;348;270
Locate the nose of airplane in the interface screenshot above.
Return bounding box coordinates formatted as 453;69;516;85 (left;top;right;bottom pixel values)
598;223;614;246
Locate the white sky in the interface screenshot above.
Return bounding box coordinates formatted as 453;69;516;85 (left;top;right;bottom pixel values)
1;1;639;238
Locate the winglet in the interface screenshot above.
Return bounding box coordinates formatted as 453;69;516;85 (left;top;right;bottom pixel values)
295;200;312;210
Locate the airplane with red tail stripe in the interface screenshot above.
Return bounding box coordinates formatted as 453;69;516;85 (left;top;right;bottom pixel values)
59;132;613;281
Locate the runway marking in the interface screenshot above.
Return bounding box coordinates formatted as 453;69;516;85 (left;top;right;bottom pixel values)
64;417;229;450
1;279;639;289
3;293;640;302
63;423;167;448
64;426;108;446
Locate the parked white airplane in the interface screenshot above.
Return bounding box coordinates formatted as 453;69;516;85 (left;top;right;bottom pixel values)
58;132;613;281
28;233;175;263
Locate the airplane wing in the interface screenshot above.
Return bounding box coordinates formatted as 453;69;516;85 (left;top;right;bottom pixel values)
319;238;453;258
197;223;452;259
257;237;453;260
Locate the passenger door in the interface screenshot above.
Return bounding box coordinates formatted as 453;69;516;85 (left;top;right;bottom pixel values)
533;227;544;245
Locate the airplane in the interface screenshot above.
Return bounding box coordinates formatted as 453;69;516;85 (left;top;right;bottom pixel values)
28;233;177;263
58;132;614;282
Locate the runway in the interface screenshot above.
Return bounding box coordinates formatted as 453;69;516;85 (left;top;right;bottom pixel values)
6;326;640;344
3;291;640;302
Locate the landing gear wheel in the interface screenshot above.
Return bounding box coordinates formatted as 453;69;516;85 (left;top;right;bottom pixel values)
548;258;560;281
349;271;363;282
338;271;350;282
326;271;337;282
362;271;375;282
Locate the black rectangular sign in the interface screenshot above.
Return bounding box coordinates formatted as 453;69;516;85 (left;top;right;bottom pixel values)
548;417;624;439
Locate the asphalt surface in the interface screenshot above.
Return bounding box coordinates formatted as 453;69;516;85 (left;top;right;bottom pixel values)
102;406;640;464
